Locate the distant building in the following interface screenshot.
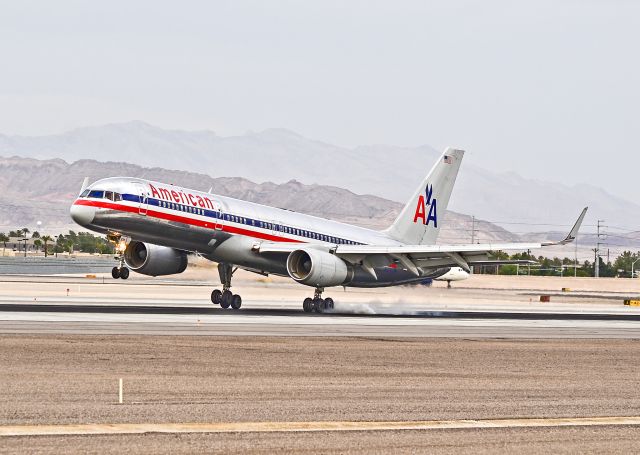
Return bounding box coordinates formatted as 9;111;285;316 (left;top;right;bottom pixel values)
5;237;39;253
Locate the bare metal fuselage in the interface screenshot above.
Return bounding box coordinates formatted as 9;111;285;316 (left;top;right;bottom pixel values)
71;177;444;287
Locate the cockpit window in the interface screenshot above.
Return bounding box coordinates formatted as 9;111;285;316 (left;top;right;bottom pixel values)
88;190;104;198
84;189;122;201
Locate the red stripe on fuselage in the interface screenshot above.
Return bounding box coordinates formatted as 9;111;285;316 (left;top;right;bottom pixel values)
73;199;303;244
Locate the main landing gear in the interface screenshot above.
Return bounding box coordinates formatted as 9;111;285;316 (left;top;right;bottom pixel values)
211;263;242;310
302;288;334;314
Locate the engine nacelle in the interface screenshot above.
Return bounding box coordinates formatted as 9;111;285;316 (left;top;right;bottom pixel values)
124;241;188;277
286;248;352;287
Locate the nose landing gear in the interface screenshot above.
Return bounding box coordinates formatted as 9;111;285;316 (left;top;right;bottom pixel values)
302;288;334;313
210;263;243;310
109;233;130;280
111;266;130;280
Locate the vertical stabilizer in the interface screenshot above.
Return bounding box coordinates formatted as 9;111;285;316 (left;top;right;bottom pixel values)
385;148;464;245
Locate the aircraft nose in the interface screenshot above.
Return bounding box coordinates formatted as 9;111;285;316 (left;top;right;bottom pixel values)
70;203;95;226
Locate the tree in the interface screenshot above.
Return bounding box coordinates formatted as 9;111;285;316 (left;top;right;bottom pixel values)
613;251;640;278
0;233;8;256
33;239;42;252
21;228;30;237
41;235;52;257
31;231;41;239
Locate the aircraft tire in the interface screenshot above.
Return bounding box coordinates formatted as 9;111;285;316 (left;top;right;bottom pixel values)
313;298;324;313
303;298;313;313
231;294;242;310
211;289;222;305
111;267;120;279
120;267;130;280
220;290;232;309
324;297;334;311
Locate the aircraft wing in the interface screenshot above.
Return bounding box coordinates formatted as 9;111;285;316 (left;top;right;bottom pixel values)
256;207;587;276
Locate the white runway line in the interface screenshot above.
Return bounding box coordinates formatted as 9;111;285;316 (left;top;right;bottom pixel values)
2;416;640;437
2;311;640;330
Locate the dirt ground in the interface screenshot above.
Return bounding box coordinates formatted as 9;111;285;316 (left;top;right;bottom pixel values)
3;426;640;455
0;336;639;453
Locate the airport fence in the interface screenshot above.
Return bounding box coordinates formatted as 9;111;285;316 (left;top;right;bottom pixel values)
0;257;115;275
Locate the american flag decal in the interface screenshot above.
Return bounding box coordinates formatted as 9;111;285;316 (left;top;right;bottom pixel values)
443;155;452;164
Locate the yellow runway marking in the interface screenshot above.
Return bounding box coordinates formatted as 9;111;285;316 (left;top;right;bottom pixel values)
1;417;640;437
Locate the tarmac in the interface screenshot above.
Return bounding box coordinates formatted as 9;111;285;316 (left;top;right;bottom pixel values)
0;271;639;453
0;272;639;338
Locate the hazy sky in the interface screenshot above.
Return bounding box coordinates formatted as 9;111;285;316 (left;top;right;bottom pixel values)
1;1;639;199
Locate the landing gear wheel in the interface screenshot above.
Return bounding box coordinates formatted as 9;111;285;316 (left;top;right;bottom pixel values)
111;267;120;279
324;297;334;312
220;290;233;309
303;298;313;313
231;294;242;310
119;267;129;280
211;289;222;305
313;298;324;313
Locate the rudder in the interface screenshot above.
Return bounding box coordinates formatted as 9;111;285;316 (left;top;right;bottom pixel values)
385;148;464;245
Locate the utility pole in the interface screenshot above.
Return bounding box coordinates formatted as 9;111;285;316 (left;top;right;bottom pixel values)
574;232;578;277
595;219;606;278
470;215;477;244
470;215;477;274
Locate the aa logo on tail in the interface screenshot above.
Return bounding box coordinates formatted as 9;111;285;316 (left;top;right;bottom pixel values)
413;184;437;227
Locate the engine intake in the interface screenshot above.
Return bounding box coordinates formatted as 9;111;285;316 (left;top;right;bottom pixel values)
286;248;352;287
124;241;188;277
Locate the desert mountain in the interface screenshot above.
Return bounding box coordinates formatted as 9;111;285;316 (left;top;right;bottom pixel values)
1;121;637;229
0;156;518;244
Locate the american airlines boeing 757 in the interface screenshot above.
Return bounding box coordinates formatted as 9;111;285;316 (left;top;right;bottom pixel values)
70;149;587;313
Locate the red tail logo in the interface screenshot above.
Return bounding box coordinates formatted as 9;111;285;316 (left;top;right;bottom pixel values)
413;184;438;227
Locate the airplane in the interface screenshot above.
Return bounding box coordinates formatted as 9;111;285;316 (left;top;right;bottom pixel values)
70;148;587;313
433;267;470;288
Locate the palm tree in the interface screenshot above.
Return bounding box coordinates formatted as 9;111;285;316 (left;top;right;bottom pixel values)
21;228;30;237
0;233;8;256
41;235;52;258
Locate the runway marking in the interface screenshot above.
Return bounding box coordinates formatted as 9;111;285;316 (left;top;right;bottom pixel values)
2;417;640;436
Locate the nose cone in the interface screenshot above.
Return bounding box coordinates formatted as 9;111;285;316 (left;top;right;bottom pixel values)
70;203;95;226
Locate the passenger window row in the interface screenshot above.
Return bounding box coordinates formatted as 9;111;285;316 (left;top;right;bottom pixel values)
158;200;205;216
80;189;358;245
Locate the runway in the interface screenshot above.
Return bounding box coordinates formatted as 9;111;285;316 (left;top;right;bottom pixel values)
1;309;640;338
1;276;639;338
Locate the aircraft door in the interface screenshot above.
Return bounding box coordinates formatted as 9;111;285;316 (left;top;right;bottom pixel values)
214;203;224;231
135;183;149;215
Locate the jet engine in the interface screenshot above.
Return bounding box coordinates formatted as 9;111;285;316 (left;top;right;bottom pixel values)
123;241;188;277
286;248;352;287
